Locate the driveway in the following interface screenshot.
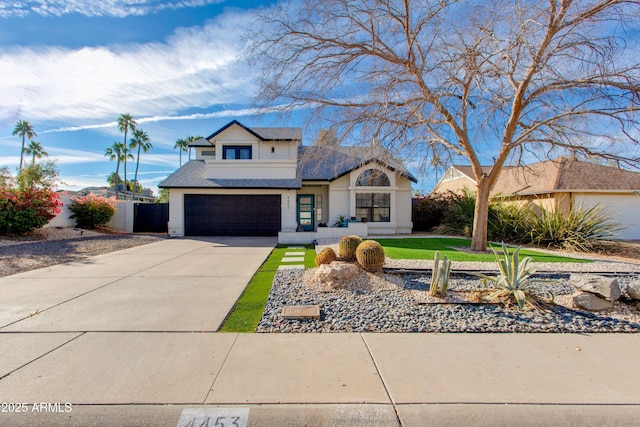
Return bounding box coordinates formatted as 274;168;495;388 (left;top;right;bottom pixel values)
0;236;276;332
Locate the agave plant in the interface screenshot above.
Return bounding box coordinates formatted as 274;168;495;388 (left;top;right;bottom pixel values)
479;242;552;310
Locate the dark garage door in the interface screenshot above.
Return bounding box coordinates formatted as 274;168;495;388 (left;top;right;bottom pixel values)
184;194;281;236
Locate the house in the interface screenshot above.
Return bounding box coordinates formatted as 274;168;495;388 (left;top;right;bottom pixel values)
431;158;640;240
78;186;156;202
159;120;417;242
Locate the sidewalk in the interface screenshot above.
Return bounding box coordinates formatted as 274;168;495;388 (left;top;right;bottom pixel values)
1;238;639;426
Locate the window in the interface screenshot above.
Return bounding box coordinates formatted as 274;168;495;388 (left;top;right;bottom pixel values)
223;145;252;159
356;193;390;222
201;150;216;156
356;169;390;186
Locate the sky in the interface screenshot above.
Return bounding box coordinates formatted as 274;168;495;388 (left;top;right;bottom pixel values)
2;0;418;195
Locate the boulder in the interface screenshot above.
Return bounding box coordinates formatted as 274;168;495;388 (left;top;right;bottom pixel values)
309;261;360;288
572;291;614;312
626;280;640;301
330;261;360;280
570;274;621;301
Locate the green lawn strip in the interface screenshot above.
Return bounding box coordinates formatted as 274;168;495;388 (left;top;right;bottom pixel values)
375;237;589;263
219;244;314;332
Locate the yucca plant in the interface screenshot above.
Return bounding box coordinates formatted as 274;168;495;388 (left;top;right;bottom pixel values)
478;242;551;310
429;251;452;298
526;205;620;252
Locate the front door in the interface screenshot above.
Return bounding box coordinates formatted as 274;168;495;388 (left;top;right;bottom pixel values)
297;194;314;231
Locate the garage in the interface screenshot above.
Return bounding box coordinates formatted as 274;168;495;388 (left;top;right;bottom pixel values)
574;194;640;240
184;194;281;236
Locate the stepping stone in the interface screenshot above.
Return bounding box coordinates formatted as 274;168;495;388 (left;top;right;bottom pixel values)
281;305;321;320
285;252;305;257
278;265;305;270
281;257;305;263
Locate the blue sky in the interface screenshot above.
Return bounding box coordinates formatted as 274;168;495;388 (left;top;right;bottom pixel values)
3;0;424;195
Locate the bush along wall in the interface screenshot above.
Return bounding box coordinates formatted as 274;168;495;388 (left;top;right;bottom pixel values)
68;194;118;229
0;188;62;235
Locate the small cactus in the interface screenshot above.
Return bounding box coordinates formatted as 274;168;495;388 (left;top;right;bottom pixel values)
429;251;452;298
355;240;385;272
315;247;337;266
338;235;363;261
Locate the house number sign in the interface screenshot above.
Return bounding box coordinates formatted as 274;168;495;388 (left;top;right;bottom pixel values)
176;408;249;427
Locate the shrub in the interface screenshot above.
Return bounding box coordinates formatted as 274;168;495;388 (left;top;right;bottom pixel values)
69;194;117;229
0;187;62;235
355;240;385;272
524;204;620;252
412;192;457;231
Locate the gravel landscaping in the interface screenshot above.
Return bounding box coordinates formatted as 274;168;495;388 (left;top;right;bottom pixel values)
257;268;640;334
0;227;167;277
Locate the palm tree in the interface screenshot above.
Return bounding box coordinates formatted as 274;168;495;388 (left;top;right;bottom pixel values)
184;135;203;161
174;137;188;166
23;141;48;166
12;120;37;172
105;142;126;199
117;113;136;157
129;128;152;201
121;145;134;199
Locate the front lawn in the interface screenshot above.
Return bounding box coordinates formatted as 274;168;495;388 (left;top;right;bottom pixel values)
375;237;589;263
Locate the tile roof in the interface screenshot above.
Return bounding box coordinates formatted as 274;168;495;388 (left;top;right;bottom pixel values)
453;158;640;195
158;160;302;189
297;146;418;182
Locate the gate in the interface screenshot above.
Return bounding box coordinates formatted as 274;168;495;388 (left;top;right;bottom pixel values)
133;203;169;233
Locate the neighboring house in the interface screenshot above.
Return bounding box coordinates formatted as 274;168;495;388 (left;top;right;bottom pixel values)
78;186;156;202
431;158;640;240
159;120;417;241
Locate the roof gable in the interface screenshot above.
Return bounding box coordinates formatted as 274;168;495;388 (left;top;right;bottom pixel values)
205;120;301;142
297;146;418;183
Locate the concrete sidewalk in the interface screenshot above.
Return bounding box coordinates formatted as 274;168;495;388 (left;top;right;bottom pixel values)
1;237;639;426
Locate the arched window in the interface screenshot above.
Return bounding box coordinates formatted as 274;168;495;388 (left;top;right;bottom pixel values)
356;169;390;186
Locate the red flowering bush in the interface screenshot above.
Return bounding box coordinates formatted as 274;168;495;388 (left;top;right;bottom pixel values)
69;194;117;229
0;188;62;235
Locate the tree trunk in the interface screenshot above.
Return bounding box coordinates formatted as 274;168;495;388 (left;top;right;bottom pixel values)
470;179;492;251
132;146;141;202
114;162;121;199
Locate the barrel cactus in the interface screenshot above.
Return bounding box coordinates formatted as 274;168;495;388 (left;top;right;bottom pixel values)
315;247;337;266
355;240;385;272
338;235;363;261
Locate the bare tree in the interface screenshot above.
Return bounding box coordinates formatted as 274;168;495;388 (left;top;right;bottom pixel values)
313;128;340;146
250;0;640;250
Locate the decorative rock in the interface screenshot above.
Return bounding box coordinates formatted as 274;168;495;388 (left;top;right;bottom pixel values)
310;261;360;287
570;274;621;301
626;280;640;301
330;261;360;280
572;291;614;312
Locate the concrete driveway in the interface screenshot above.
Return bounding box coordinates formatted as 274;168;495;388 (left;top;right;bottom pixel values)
0;236;276;332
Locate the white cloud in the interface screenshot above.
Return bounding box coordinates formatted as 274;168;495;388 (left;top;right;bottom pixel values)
0;0;224;18
0;9;257;122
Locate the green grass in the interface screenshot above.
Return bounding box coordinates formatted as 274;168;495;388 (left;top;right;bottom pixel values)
375;237;589;263
219;244;315;332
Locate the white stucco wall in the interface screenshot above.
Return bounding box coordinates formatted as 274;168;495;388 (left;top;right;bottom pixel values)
167;188;297;237
204;160;297;179
46;195;133;233
324;164;414;234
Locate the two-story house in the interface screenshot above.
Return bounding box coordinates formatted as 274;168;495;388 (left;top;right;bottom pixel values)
159;120;416;242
